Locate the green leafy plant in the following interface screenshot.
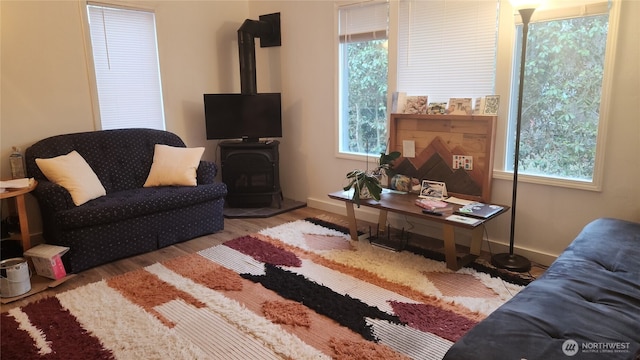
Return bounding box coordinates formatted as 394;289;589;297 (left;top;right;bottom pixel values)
344;151;401;207
375;151;401;178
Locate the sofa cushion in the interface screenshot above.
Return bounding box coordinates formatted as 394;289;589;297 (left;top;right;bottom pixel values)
144;144;204;187
35;150;106;206
53;184;227;229
25;128;187;193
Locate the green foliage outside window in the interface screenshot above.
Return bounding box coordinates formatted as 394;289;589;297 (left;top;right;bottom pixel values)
518;14;608;180
345;40;388;155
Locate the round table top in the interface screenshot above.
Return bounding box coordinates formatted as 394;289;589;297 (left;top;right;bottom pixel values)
0;179;37;199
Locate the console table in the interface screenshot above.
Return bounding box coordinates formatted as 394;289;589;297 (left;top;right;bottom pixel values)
328;190;508;271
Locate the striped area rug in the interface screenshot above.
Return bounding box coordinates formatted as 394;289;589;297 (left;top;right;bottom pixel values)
1;218;525;360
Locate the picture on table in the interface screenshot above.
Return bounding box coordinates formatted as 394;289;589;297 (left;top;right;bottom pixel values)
419;180;447;200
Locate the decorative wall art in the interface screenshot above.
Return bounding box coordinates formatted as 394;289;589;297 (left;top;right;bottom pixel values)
388;113;497;202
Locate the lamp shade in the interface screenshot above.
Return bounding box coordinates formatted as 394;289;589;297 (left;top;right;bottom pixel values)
509;0;542;10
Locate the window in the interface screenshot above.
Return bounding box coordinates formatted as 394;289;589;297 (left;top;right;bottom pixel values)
338;1;389;155
87;4;165;130
338;0;499;156
505;2;614;186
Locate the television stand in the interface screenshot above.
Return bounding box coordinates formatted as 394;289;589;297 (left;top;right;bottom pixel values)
220;140;282;208
240;137;261;143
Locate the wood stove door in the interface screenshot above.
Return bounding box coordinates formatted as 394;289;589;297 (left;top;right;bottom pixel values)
222;151;276;194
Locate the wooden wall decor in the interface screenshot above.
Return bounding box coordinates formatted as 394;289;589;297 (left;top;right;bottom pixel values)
388;114;497;202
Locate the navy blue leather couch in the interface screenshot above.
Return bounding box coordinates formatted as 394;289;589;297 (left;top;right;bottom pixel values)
444;218;640;360
25;129;227;273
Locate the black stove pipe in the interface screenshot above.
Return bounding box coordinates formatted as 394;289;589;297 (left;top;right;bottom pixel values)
238;22;259;94
237;13;281;95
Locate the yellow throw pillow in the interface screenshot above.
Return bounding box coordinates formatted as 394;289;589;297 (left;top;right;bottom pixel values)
143;144;205;187
35;151;106;206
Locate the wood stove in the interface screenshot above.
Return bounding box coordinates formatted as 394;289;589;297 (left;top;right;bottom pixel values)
220;140;282;208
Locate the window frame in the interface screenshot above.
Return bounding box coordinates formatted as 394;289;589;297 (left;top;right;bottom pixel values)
336;0;391;158
335;0;501;160
335;0;621;192
82;1;166;131
493;1;620;191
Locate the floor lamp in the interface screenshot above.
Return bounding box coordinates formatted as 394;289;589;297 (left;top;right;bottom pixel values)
491;2;540;273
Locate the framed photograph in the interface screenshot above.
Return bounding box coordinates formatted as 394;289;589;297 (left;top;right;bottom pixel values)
427;102;447;114
391;92;407;113
447;98;472;115
473;95;500;115
404;96;428;114
474;97;485;114
419;180;448;200
483;95;500;115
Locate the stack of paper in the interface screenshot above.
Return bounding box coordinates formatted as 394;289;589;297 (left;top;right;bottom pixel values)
0;178;34;190
444;196;475;206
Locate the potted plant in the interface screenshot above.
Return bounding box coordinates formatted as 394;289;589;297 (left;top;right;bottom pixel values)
344;151;401;207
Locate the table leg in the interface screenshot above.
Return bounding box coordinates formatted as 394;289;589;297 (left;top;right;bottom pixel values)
443;224;458;270
377;210;388;233
469;226;483;256
344;202;359;240
15;194;31;251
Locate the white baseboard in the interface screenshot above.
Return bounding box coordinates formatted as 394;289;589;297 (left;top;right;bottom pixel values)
307;196;557;267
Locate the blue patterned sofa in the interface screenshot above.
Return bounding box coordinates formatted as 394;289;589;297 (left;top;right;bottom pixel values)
443;218;640;360
25;129;227;273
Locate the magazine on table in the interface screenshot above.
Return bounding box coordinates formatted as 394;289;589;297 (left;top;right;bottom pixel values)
455;202;504;219
415;198;448;210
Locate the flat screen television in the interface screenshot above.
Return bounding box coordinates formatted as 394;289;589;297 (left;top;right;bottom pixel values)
204;93;282;143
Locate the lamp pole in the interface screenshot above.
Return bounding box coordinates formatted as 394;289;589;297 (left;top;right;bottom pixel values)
491;7;535;273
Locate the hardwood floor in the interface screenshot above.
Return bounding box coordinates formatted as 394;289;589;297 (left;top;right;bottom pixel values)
0;206;546;312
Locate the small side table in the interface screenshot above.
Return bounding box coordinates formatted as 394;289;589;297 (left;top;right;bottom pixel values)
1;180;37;251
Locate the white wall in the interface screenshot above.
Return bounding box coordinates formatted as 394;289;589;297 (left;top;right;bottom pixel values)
1;0;248;231
2;0;638;265
1;0;249;166
247;0;337;206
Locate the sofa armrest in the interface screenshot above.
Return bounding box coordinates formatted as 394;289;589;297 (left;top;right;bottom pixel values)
32;180;76;212
197;161;218;184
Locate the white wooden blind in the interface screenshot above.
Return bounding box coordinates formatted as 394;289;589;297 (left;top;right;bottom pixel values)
397;0;499;102
339;1;389;43
87;4;165;130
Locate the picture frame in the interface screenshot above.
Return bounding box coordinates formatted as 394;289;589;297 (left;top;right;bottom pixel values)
483;95;500;115
391;92;407;113
427;102;447;115
404;96;428;114
419;180;448;200
474;95;501;115
447;98;473;115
